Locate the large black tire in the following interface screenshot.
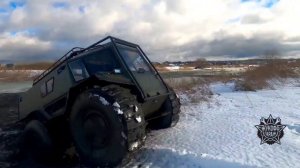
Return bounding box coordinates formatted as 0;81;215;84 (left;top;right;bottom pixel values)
149;89;180;129
70;85;146;167
21;120;55;163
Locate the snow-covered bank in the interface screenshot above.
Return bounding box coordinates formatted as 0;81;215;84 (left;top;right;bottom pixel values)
0;70;42;83
0;81;32;93
126;83;300;168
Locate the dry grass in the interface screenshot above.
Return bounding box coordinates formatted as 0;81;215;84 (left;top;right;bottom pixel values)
165;77;203;91
235;60;299;91
206;74;237;84
14;62;53;70
165;77;213;103
0;62;52;82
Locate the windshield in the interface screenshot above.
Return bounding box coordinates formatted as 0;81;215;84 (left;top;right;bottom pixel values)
116;43;167;97
83;48;122;74
117;44;151;73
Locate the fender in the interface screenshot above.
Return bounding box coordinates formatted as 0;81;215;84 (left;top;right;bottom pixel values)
65;75;137;116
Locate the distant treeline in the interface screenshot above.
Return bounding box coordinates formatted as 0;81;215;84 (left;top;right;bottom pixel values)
14;62;54;70
155;58;300;66
2;58;300;71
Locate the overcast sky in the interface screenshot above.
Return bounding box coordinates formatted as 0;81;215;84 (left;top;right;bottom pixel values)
0;0;300;62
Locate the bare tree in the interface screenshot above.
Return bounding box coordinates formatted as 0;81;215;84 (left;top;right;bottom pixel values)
193;58;210;69
263;49;282;64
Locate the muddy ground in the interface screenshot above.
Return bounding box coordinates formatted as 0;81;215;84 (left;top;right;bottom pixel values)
0;93;22;168
0;93;140;168
0;93;19;127
0;93;60;168
0;93;84;168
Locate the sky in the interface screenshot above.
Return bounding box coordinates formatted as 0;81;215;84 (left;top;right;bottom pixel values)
0;0;300;62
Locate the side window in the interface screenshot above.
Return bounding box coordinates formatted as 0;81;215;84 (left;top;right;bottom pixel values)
41;83;47;97
40;77;54;97
46;78;54;93
69;59;89;81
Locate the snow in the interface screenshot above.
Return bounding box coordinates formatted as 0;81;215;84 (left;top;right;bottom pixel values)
287;123;300;135
125;82;300;168
134;105;138;112
1;79;299;167
135;116;142;123
89;94;110;106
113;102;121;108
129;141;140;151
98;96;110;106
117;109;124;115
28;70;43;77
122;131;127;139
165;66;180;71
113;102;124;115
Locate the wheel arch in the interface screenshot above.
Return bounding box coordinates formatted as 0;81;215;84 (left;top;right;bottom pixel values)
21;109;51;124
64;77;138;117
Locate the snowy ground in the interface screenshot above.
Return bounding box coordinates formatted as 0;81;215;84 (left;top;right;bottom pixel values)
125;82;300;168
0;80;299;168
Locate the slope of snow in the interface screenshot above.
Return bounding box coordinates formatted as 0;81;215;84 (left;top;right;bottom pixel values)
125;82;300;168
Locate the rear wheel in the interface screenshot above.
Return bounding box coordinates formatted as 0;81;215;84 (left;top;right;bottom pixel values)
22;120;55;163
70;85;146;167
149;89;180;129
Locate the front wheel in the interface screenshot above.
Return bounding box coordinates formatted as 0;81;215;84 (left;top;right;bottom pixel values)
70;85;146;167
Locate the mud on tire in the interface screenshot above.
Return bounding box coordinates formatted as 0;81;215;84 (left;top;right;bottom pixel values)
70;85;146;167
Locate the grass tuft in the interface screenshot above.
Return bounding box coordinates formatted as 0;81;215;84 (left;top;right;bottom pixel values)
235;60;299;91
165;77;213;104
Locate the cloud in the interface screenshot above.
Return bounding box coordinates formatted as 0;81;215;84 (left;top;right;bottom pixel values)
0;0;300;62
178;33;284;58
52;2;69;9
0;31;53;61
240;14;267;24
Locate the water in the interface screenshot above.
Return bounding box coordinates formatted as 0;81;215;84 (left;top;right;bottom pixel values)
0;81;32;93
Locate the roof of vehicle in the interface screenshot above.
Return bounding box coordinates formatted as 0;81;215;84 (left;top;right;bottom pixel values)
33;36;139;85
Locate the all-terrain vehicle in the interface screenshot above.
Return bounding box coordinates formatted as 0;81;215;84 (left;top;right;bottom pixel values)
18;36;180;167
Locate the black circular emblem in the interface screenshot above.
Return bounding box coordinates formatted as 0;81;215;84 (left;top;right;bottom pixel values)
255;114;286;145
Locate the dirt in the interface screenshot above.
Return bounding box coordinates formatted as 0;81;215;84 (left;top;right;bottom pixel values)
0;93;66;168
0;93;76;168
0;93;20;127
0;93;137;168
0;93;23;168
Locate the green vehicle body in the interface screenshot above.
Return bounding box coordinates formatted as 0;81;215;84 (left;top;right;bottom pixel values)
17;36;180;166
19;36;172;128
